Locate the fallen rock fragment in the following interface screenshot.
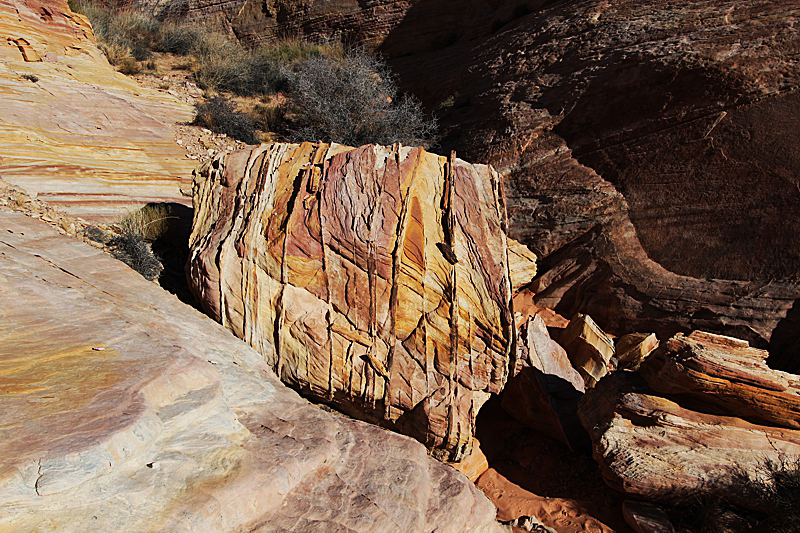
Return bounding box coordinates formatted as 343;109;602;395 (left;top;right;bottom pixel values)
615;333;659;370
502;314;587;450
447;437;490;482
578;370;800;506
641;331;800;429
187;142;520;460
560;313;615;387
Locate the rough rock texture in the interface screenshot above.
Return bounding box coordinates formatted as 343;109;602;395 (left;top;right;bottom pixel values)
0;209;503;533
502;314;586;450
559;314;615;388
0;0;194;221
187;142;520;461
578;342;800;505
641;331;800;430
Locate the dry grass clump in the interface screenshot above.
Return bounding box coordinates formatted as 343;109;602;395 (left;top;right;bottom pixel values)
192;96;259;144
108;204;173;280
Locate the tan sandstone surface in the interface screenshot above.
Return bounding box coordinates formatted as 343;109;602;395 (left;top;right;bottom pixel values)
0;0;194;222
187;142;530;461
0;209;503;533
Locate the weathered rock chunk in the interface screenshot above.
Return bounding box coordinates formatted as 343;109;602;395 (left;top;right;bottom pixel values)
187;142;521;460
616;333;659;370
578;331;800;506
502;313;586;449
560;313;615;388
641;331;800;430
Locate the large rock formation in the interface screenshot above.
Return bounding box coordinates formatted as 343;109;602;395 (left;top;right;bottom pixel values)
0;0;194;222
578;332;800;505
0;209;503;533
187;141;524;461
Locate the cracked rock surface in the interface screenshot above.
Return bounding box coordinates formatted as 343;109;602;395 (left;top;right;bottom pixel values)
187;142;533;461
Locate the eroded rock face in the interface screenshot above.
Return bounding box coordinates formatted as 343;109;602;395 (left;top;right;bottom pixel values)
578;332;800;506
187;142;522;461
0;0;194;221
0;210;503;533
384;0;800;353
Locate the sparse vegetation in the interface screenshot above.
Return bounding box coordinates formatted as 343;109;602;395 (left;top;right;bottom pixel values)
21;73;39;83
70;1;436;145
192;96;259;144
286;49;437;146
108;204;173;281
669;459;800;533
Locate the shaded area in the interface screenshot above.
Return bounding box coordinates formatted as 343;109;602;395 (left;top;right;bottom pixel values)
475;395;634;533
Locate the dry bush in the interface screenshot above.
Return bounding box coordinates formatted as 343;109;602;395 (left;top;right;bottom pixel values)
193;96;259;144
108;204;173;281
286;49;437;146
118;204;171;241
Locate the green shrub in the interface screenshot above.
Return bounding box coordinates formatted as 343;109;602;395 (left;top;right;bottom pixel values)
193;96;259;144
286;49;437;146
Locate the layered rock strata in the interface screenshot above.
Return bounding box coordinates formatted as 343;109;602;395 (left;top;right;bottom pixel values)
0;209;503;533
578;332;800;505
0;0;194;222
187;142;520;461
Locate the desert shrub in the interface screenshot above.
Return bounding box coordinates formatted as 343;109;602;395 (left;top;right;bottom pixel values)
71;1;158;63
117;56;141;74
249;101;287;133
108;204;173;280
286;49;437;146
109;231;163;281
155;22;204;55
21;73;38;82
118;204;171;241
193;96;259;143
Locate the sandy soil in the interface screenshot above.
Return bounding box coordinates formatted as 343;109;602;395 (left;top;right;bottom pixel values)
475;397;635;533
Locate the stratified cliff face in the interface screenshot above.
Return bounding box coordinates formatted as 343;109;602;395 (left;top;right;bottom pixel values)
0;0;194;221
187;142;531;461
145;0;532;53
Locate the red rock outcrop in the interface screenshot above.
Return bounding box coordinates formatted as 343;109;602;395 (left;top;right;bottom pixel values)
187;142;526;461
641;331;800;430
0;0;194;222
578;332;800;505
0;209;503;533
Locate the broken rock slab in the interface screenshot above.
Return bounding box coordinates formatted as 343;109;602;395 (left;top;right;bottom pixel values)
0;210;503;533
560;313;615;388
615;333;659;370
502;314;587;450
641;331;800;429
187;142;521;461
578;370;800;507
